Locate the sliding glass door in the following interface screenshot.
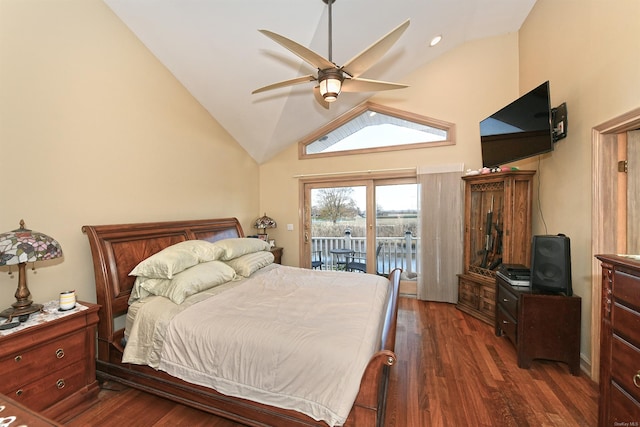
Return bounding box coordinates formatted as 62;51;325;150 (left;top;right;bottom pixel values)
302;175;417;279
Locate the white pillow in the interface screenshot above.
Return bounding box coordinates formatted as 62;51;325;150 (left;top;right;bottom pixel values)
129;240;223;279
212;238;271;261
224;251;274;277
133;260;237;304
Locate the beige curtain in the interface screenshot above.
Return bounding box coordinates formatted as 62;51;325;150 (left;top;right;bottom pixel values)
417;164;464;302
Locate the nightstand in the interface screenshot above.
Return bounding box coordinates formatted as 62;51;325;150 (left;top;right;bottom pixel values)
495;276;581;375
0;300;100;423
270;247;283;264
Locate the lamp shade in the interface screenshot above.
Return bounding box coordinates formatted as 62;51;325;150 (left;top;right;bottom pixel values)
318;69;343;102
0;220;63;266
0;220;63;321
254;213;277;233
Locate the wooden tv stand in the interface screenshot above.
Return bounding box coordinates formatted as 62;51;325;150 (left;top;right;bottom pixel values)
495;275;581;375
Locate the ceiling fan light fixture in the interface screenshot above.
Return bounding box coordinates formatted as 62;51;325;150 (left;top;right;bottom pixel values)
318;69;343;102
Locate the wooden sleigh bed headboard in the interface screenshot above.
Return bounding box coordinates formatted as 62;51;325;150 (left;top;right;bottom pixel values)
82;217;400;427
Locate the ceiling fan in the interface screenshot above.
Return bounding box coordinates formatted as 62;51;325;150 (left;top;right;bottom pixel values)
252;0;410;109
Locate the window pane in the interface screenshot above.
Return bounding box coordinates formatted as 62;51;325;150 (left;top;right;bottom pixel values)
306;108;448;155
375;183;418;278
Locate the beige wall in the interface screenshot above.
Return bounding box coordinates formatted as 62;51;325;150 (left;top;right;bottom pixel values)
517;0;640;368
260;34;520;266
0;1;259;308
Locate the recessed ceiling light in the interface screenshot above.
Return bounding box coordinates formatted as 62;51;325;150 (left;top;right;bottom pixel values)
429;35;442;47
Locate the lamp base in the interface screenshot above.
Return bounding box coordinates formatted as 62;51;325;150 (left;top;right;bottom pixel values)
0;303;43;322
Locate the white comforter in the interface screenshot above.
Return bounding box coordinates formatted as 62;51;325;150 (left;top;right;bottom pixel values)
123;264;391;426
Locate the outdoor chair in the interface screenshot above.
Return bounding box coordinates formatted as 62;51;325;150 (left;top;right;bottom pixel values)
346;243;383;274
311;251;324;269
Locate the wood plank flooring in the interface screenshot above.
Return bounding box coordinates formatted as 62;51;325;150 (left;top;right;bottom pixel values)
65;298;598;427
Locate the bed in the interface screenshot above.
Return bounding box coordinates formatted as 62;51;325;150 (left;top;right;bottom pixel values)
82;217;400;427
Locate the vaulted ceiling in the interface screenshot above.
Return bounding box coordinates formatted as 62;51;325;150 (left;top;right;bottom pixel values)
104;0;537;164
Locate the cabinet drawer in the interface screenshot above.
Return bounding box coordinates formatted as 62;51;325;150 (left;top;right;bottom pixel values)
615;269;640;309
611;335;640;403
0;330;85;393
497;284;518;318
480;286;495;315
497;306;517;344
458;279;477;307
8;361;88;411
612;302;640;345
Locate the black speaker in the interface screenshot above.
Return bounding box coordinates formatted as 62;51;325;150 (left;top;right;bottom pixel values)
530;234;572;296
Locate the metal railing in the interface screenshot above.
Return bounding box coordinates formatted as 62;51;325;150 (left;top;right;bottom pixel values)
310;232;417;275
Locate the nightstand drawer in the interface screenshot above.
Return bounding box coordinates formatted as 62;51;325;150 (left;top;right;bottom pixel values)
497;284;518;318
8;360;88;411
497;306;517;344
0;330;86;393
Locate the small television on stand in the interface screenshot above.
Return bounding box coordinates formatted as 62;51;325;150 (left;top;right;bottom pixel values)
480;81;566;168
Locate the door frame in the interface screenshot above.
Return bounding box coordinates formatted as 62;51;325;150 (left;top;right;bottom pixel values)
591;106;640;381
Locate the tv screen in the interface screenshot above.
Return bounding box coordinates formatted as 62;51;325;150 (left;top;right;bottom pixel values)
480;81;554;168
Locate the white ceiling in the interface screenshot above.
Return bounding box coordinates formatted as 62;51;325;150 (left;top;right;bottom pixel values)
103;0;537;164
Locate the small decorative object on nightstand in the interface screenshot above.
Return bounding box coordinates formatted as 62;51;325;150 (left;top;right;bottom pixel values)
270;247;283;264
0;220;64;321
0;300;100;423
254;213;277;241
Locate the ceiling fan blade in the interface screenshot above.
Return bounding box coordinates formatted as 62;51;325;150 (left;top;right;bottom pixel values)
341;19;410;78
341;77;408;93
252;74;317;94
259;29;336;71
313;86;330;109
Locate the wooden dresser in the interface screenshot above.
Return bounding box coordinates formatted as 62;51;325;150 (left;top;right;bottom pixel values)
495;275;581;375
0;301;100;423
596;255;640;426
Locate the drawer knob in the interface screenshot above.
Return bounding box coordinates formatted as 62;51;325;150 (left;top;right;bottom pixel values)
14;355;22;363
15;389;23;397
502;320;509;324
634;371;640;388
56;348;65;359
502;298;509;302
56;379;65;389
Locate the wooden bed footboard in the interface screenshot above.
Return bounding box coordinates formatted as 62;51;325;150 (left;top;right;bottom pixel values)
83;218;401;427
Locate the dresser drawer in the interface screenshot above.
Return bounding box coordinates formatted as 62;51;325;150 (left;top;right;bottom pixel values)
0;330;86;393
611;335;640;403
497;284;518;319
615;269;640;309
8;360;88;411
612;302;640;346
609;382;640;425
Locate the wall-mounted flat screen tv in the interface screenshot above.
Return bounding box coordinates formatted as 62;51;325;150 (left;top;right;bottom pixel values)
480;81;554;168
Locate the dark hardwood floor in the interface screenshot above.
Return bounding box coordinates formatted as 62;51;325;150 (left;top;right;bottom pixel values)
65;298;598;427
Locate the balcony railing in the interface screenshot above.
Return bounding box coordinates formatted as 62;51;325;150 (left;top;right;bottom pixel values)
310;232;417;276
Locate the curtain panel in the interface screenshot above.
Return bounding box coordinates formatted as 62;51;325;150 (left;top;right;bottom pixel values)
417;164;464;302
